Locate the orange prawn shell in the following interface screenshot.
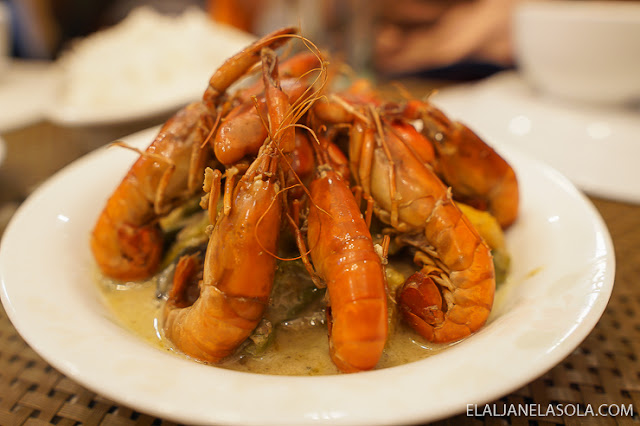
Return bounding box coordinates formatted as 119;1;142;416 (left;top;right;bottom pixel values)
90;102;211;281
369;130;441;229
163;173;283;363
351;111;496;344
433;123;519;228
404;100;519;228
307;170;388;373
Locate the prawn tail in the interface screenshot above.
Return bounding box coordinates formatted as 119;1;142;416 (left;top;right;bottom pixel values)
398;198;495;343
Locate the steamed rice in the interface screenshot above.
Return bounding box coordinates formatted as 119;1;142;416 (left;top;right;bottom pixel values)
55;7;256;114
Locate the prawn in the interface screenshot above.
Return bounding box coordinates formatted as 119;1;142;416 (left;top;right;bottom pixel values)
351;109;495;343
90;27;297;281
303;131;388;373
90;102;211;281
163;140;283;362
162;47;292;363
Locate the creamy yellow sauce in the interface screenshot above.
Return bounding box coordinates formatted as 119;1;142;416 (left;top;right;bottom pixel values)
96;273;455;375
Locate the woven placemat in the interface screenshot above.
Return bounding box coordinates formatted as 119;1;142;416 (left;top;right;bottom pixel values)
1;196;639;425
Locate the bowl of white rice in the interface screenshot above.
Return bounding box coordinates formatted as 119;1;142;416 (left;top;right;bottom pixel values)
48;6;256;126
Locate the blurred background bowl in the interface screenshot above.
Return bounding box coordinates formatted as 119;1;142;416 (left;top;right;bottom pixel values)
513;0;640;106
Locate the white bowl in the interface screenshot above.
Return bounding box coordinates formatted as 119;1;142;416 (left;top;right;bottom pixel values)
513;1;640;105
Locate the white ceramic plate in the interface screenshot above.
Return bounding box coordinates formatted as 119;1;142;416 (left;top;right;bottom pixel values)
432;71;640;204
0;127;615;425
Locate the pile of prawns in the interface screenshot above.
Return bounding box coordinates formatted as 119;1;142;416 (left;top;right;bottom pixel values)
90;27;519;374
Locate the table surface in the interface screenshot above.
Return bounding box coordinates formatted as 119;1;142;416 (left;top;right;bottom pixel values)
0;94;639;426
